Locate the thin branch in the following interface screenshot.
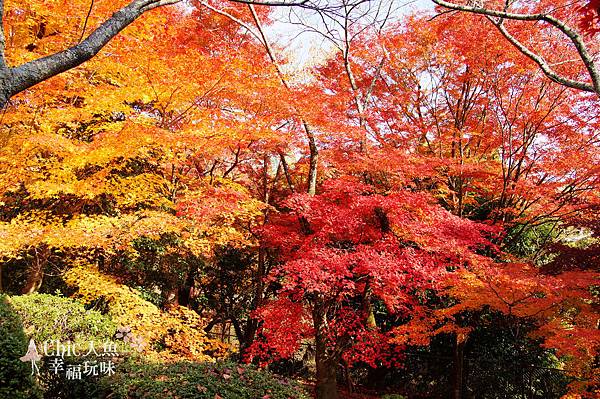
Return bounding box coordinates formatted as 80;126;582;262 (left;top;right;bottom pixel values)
432;0;600;95
79;0;96;43
227;0;310;7
490;17;596;93
198;1;264;43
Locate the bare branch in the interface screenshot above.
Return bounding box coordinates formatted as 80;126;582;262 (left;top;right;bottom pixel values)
198;1;264;43
490;17;595;93
79;0;96;43
226;0;310;6
246;4;319;194
431;0;600;96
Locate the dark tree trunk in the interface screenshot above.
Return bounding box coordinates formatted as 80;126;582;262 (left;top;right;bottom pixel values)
453;335;466;399
315;353;339;399
241;245;267;351
230;317;245;346
313;299;339;399
177;271;196;307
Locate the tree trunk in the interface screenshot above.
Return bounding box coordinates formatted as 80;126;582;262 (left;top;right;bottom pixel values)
246;7;318;196
241;245;267;351
341;357;354;394
305;122;319;196
362;279;377;329
177;271;196;307
453;334;466;399
22;246;48;294
165;286;179;307
313;299;339;399
315;354;339;399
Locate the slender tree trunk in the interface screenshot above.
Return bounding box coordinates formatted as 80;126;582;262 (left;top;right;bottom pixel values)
242;245;266;350
279;151;296;193
453;334;466;399
22;246;48;294
242;156;273;351
247;6;319;196
305;122;318;196
362;279;377;329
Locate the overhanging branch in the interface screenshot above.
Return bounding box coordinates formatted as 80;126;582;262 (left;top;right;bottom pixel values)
0;0;181;106
431;0;600;96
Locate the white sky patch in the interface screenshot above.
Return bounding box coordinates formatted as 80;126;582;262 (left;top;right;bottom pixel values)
263;0;434;74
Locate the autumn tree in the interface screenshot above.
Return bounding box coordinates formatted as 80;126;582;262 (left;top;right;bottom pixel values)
361;13;599;396
291;10;599;397
0;0;290;304
0;0;332;366
0;7;238;292
248;178;497;399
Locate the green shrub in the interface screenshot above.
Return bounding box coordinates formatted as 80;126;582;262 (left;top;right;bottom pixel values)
9;293;117;399
381;395;407;399
101;358;311;399
4;294;308;399
9;293;116;347
37;361;105;399
0;294;42;399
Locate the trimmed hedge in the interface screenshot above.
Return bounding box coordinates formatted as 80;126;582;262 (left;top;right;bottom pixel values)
6;293;116;399
10;293;116;345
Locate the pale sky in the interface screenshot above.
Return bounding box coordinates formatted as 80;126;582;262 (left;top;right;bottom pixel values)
264;0;433;70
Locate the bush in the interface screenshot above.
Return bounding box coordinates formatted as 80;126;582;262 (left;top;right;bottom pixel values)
101;358;311;399
9;293;117;399
0;294;42;399
9;293;116;347
64;266;228;361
